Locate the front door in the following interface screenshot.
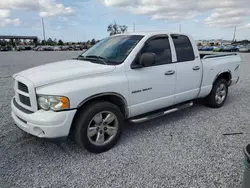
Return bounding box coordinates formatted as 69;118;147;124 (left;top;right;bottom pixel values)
126;36;176;117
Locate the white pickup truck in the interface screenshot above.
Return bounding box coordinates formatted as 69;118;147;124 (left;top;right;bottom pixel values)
11;32;241;153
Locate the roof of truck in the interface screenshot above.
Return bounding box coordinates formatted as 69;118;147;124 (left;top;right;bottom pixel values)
116;31;189;37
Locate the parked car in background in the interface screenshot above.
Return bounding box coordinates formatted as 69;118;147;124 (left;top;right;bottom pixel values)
80;45;87;50
16;46;25;51
1;45;13;51
53;46;61;51
24;46;32;50
43;46;54;51
213;46;224;52
198;46;203;51
207;46;215;51
0;46;9;51
74;46;81;51
61;46;69;51
68;46;74;51
223;45;239;52
201;46;209;51
11;32;241;153
239;46;250;52
33;46;41;51
201;46;214;51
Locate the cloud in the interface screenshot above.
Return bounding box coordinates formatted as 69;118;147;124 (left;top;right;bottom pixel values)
0;9;10;18
0;9;20;27
0;18;20;27
0;0;75;27
38;1;75;17
205;7;249;27
0;0;75;17
238;23;250;29
104;0;250;27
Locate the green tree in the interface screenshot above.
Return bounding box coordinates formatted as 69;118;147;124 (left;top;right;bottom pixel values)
23;39;27;45
0;39;7;46
41;40;46;45
47;38;53;45
120;25;128;33
58;39;64;45
107;21;128;36
91;38;96;45
28;40;34;45
15;39;21;45
53;38;57;45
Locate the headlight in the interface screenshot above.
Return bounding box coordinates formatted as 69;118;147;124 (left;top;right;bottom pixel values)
38;95;70;111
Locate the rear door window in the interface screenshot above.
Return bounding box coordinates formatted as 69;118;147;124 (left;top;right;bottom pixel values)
171;35;195;62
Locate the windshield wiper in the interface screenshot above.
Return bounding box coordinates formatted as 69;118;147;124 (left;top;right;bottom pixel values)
76;55;107;65
85;55;107;65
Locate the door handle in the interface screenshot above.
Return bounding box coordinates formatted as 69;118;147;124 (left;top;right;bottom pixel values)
165;70;175;75
193;66;200;71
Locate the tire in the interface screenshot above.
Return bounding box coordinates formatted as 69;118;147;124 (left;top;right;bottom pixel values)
72;101;124;153
205;78;228;108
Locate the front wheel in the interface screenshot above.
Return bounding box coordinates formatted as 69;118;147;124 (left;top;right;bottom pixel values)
205;78;228;108
72;101;124;153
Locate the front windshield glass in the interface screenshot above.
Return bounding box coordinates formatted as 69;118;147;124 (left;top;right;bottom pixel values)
81;35;144;64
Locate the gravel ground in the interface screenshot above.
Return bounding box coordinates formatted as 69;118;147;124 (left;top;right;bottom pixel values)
0;51;250;188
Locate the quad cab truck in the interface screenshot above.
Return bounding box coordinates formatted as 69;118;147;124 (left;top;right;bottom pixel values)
11;32;241;153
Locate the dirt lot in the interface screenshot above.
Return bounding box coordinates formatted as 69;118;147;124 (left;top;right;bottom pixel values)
1;51;250;188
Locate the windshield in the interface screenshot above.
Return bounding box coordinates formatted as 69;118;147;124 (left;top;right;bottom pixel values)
80;35;143;64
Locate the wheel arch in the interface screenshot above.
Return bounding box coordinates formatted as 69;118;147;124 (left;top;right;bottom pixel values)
213;70;232;85
77;92;129;118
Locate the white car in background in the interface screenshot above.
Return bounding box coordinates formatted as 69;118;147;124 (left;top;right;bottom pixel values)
239;45;250;52
53;46;61;51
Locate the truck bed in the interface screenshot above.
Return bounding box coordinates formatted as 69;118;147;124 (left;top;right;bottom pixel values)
198;52;241;98
199;52;237;59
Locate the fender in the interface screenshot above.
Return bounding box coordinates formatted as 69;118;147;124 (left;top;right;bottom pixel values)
77;92;129;117
213;70;232;84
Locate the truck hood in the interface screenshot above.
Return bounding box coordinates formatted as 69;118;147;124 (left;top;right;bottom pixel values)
15;60;116;87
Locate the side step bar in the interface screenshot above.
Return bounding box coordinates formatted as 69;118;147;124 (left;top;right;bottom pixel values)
130;101;193;123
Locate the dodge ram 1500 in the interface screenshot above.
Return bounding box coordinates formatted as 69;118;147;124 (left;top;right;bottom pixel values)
11;32;241;153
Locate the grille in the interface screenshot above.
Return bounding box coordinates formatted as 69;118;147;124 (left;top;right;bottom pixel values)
13;98;33;114
18;82;29;93
19;94;31;106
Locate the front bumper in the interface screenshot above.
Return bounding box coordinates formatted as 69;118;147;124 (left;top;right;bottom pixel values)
11;98;77;138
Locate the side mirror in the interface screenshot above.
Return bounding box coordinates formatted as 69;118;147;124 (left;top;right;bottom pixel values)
140;53;155;67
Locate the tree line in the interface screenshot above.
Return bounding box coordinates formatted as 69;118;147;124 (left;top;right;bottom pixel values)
39;38;99;46
0;21;128;47
0;38;100;46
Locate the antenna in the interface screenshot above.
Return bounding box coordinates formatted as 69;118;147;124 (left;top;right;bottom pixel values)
133;22;135;32
179;24;181;32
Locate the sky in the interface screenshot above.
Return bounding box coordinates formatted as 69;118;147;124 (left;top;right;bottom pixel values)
0;0;250;41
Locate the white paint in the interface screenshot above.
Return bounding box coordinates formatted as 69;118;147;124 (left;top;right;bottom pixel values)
11;32;242;138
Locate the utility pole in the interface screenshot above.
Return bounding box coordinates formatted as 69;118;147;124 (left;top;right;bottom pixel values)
42;18;46;42
133;22;135;32
232;26;236;42
179;24;181;32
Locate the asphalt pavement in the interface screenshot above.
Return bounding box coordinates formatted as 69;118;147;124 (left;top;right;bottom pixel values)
1;51;250;188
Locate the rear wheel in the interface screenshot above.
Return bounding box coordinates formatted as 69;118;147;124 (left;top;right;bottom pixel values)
72;101;124;153
205;78;228;108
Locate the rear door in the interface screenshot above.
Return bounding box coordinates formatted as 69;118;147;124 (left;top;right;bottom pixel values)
171;34;202;104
